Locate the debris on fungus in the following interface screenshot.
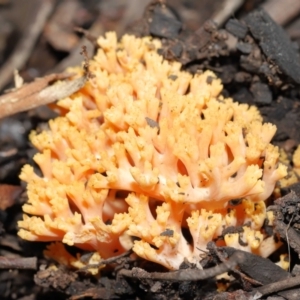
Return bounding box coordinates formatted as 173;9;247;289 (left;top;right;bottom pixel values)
18;32;287;271
278;149;298;188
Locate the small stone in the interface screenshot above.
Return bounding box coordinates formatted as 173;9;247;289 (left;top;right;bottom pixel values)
236;42;252;54
250;82;272;104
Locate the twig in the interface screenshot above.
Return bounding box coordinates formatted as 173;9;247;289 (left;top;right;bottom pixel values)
286;214;294;272
119;250;247;281
275;219;300;256
0;256;37;270
78;250;132;272
261;0;300;25
37;76;86;104
0;73;86;119
257;275;300;296
212;0;245;27
0;0;56;91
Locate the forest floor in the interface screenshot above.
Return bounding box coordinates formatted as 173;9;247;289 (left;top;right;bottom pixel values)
1;0;300;299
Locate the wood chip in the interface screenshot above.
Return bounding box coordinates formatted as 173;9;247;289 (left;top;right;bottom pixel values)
0;72;86;119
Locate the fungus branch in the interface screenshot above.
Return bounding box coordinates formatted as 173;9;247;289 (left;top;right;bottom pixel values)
18;32;287;272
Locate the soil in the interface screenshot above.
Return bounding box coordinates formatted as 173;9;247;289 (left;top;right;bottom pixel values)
1;0;300;299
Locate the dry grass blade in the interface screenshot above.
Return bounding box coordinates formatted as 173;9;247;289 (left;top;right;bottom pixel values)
0;73;86;119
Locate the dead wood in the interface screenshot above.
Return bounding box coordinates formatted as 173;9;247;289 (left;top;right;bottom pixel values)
119;259;235;282
119;247;289;284
0;256;37;270
275;219;300;255
0;73;86;119
257;274;300;296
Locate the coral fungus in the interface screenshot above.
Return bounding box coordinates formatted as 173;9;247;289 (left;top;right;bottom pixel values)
18;32;287;270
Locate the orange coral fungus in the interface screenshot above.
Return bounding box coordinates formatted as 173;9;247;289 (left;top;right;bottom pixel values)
18;32;287;270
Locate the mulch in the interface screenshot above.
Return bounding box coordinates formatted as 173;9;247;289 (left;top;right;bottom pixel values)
1;0;300;299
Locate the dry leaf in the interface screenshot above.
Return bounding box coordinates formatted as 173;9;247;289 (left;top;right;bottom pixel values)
0;184;23;210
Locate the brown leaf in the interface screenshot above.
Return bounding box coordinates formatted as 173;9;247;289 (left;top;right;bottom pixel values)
0;184;23;210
